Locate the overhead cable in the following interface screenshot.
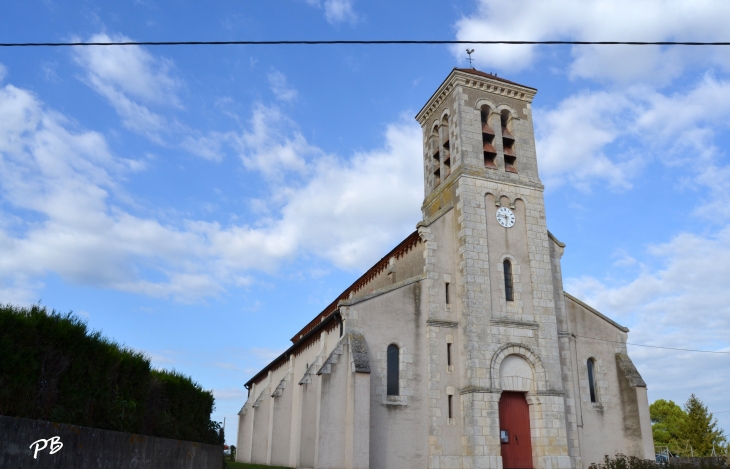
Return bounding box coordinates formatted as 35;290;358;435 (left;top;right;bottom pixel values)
573;334;730;355
2;40;730;47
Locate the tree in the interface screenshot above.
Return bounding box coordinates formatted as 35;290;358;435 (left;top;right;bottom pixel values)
680;394;727;456
650;399;687;456
650;396;727;457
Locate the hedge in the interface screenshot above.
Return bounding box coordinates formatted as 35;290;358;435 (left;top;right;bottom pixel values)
0;304;223;445
589;454;729;469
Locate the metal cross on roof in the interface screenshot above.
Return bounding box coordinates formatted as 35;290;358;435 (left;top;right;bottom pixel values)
466;48;475;67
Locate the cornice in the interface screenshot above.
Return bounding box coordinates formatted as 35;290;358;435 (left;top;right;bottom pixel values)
416;69;537;125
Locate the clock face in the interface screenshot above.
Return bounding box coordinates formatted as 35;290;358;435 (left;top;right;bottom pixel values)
496;207;516;228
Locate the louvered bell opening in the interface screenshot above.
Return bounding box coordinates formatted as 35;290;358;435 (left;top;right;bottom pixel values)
505;156;517;173
482;122;495;135
442;139;450;150
483;142;497;153
484;152;497;168
503;146;515;156
501;126;514;139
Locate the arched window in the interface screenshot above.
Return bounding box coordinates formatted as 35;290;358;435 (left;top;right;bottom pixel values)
387;344;399;396
587;358;597;403
481;105;497;168
503;260;514;302
430;125;440;188
441;115;451;177
501;110;517;173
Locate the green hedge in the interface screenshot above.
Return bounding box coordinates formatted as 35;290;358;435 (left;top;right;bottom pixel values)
0;304;223;445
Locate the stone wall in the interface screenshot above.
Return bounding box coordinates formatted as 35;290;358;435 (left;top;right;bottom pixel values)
0;415;222;469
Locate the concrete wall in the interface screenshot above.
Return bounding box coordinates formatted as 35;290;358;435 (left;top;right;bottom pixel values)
350;242;425;301
269;367;294;467
317;346;348;468
236;325;371;469
342;281;430;469
549;234;584;469
250;383;271;464
0;415;222;469
564;295;653;466
299;369;320;468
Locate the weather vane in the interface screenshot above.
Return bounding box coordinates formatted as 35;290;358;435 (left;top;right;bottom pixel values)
466;49;475;67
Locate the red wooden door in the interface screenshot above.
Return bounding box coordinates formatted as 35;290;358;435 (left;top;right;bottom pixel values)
499;392;533;469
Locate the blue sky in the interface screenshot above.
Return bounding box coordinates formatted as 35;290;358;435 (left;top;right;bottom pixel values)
1;0;729;446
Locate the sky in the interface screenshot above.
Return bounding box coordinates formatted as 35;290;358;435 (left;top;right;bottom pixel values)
1;0;729;447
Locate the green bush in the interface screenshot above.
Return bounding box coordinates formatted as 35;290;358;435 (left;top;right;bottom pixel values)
589;454;728;469
0;304;222;445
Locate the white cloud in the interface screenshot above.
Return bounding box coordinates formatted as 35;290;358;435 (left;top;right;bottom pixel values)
73;34;225;159
453;0;730;81
268;70;298;102
565;226;730;421
250;347;286;363
535;74;730;191
231;103;314;179
213;387;248;401
0;76;422;302
224;108;423;270
73;33;181;107
305;0;358;24
535;90;636;190
0;82;228;302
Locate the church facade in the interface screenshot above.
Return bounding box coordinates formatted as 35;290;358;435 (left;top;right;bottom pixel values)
236;68;655;469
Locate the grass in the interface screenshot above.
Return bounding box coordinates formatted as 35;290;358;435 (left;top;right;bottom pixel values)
225;462;291;469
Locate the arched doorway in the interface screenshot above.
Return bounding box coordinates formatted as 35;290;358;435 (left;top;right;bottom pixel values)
499;391;533;469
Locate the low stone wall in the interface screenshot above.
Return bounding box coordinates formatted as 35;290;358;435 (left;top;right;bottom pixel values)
0;415;222;469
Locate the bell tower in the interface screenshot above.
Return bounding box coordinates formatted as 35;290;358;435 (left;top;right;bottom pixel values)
415;69;574;469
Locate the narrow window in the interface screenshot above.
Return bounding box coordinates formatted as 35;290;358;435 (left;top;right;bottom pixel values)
432;149;441;186
448;395;453;419
503;260;514;302
481;105;497;168
431;127;440;188
445;282;450;304
387;344;399;396
501;111;517;173
442;116;451;177
447;343;452;367
587;358;597;403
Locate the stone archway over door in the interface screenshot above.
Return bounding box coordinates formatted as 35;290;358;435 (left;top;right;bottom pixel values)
499;392;533;469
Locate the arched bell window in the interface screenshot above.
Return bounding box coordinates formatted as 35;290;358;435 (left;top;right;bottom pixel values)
501;110;517;173
387;344;400;396
503;260;514;302
587;358;598;403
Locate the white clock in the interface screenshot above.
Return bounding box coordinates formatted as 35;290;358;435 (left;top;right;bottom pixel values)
496;207;516;228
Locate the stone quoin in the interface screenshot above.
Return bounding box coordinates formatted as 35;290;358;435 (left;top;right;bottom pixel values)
236;68;654;469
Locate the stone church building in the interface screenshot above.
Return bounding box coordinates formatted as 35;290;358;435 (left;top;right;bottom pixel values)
236;68;655;469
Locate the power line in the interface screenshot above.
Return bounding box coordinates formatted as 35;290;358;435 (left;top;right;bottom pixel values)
2;40;730;47
573;334;730;355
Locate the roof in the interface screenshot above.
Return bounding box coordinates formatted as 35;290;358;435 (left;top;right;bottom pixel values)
243;230;423;389
453;68;537;90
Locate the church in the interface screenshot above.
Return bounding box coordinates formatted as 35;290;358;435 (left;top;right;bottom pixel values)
236;68;655;469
